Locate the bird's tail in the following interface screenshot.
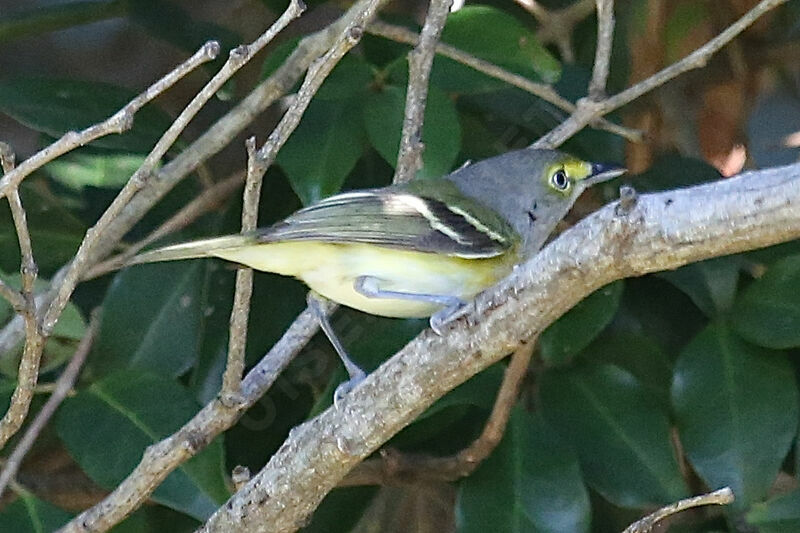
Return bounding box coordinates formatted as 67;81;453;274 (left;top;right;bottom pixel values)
127;234;255;266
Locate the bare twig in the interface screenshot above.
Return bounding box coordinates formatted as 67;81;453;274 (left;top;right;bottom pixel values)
0;144;26;311
0;309;99;498
588;0;615;100
199;161;800;532
341;340;535;486
623;487;734;533
220;139;261;399
367;21;640;142
535;0;789;148
516;0;596;62
0;142;44;450
393;0;452;184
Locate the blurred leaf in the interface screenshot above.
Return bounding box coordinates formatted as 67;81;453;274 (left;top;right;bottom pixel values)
432;5;560;93
277;96;365;205
664;1;711;63
301;487;376;533
45;151;147;190
0;182;87;275
747;83;800;168
56;370;229;520
540;281;623;366
747;488;800;532
315;55;373;101
0;0;127;44
658;256;742;317
364;84;461;179
93;261;206;377
129;0;241;60
0;77;173;153
731;254;800;349
419;363;504;420
628;154;721;192
540;363;687;508
0;491;72;532
580;332;673;408
672;323;798;510
456;409;590;533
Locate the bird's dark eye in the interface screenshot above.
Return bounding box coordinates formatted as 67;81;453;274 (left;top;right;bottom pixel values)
550;168;570;191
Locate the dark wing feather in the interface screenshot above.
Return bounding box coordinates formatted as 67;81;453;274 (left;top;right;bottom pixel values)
257;188;516;258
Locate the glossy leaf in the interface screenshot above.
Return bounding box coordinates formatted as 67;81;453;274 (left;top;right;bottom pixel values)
364;85;461;179
671;323;798;510
731;254;800;349
432;5;560;93
747;488;800;532
56;370;229;520
0;491;72;532
0;77;173;153
540;281;623;366
277;96;365;205
93;261;206;377
456;409;590;533
540;364;687;508
658;256;742;317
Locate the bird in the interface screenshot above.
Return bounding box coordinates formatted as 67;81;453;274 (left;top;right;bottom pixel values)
128;148;625;398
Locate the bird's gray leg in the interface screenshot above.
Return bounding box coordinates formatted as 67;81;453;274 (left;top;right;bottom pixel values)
306;292;366;404
354;275;468;335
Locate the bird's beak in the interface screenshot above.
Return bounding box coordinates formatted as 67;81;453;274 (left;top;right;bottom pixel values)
585;162;626;185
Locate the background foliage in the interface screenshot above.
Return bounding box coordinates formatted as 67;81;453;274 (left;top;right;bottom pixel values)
1;0;800;531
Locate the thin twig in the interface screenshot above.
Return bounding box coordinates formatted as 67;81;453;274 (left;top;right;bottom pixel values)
220;139;260;399
341;340;535;485
516;0;596;62
0;143;43;451
367;21;640;142
589;0;615;100
0;144;26;311
623;487;734;533
535;0;789;148
393;0;452;184
0;309;100;498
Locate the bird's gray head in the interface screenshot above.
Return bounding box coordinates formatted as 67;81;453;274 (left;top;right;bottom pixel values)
448;148;626;255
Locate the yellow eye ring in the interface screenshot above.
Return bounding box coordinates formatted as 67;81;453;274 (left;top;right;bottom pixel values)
550;168;570;192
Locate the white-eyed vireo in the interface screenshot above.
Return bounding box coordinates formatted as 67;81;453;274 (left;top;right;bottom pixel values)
130;148;624;396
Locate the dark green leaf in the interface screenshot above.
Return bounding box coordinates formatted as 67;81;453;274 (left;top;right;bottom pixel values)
747;488;800;532
0;0;127;44
56;370;229;520
363;85;461;179
540;363;687;508
580;332;673;408
0;77;173;153
658;256;742;317
277;96;365;205
457;409;590;533
672;323;798;510
731;254;800;349
93;261;207;377
540;281;623;365
0;491;72;532
432;5;560;93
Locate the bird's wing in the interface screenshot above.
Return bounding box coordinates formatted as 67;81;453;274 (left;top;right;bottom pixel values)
257;184;517;258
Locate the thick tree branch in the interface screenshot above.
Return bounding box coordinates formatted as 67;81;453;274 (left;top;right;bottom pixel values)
199;163;800;532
